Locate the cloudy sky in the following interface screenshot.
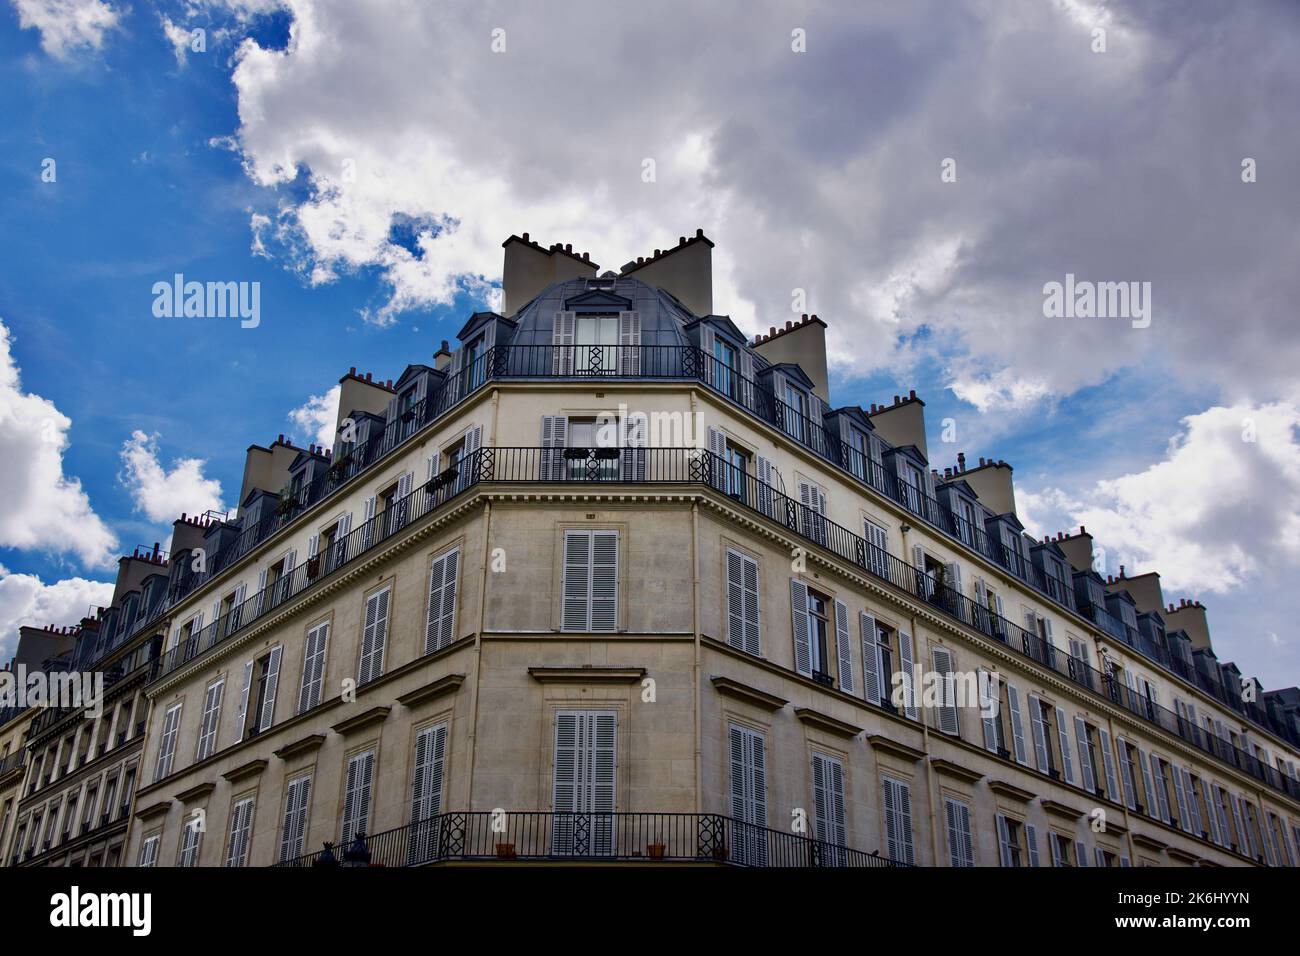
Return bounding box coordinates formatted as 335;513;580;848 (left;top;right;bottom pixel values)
1;0;1297;684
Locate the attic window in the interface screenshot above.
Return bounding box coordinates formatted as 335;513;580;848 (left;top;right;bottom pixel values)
586;278;616;291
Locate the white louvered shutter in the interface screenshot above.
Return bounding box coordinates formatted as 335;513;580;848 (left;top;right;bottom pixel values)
358;587;390;684
1095;847;1107;868
860;611;881;705
707;426;727;491
1116;738;1137;810
562;530;592;631
138;835;159;867
341;750;375;843
726;550;761;656
279;776;312;863
1138;749;1157;819
155;703;182;781
945;797;974;867
1075;841;1088;867
898;629;917;720
619;412;646;481
790;580;811;677
933;646;959;735
225;798;254;867
1007;684;1028;764
408;721;447;863
882;776;913;865
590;531;619;632
618;310;641;374
729;725;768;865
425;547;459;653
1181;768;1203;836
833;600;853;694
996;814;1014;867
1073;716;1096;793
257;645;282;732
755;455;775;518
1203;780;1223;846
978;669;999;752
299;622;328;713
361;496;377;548
196;679;224;761
178;819;200;867
1054;706;1075;784
234;659;253;743
307;534;319;559
1026;824;1041;867
1098;728;1119;801
552;311;576;375
1171;762;1191;832
1028;695;1051;773
552;711;617;855
699;324;716;386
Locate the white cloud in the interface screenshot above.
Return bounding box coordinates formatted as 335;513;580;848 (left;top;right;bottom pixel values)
160;14;193;65
213;0;1300;405
0;319;117;568
1018;402;1300;595
11;0;121;58
287;383;339;448
0;564;113;663
118;430;226;523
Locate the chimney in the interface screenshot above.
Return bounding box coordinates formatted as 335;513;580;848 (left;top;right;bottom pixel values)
752;312;831;404
617;229;714;318
1056;527;1095;574
434;339;452;372
959;457;1016;517
501;234;598;316
1165;599;1214;653
866;389;928;459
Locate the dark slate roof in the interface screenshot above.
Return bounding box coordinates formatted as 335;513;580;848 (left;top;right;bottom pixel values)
507;276;696;348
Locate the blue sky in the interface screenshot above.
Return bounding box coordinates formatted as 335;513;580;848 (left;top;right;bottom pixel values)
1;0;1298;688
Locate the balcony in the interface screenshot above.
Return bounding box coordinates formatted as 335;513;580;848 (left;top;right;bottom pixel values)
276;811;907;869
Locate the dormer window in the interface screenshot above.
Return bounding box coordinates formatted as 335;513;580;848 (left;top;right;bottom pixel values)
846;426;870;481
464;334;487;390
713;338;738;399
575;314;618;373
781;382;807;442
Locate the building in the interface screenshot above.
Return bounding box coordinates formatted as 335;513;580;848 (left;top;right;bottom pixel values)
12;229;1300;868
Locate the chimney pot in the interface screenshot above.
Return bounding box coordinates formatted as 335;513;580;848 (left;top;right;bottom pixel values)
349;366;356;376
679;236;686;245
909;389;917;400
696;228;704;237
785;320;793;330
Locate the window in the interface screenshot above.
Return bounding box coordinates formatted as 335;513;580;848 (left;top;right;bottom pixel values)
797;479;827;546
237;645;284;738
424;546;460;654
713;338;737;399
792;584;836;683
1007;683;1033;763
552;711;616;855
860;613;891;708
574;313;618;373
137;833;160;868
863;520;888;579
729;725;768;865
225;797;254;867
464;334;487;391
341;750;376;844
195;678;224;761
177;816;202;867
358;587;391;685
725;549;761;656
155;703;182;781
932;646;959;736
956;498;978;547
1049;831;1074;867
561;530;619;632
996;814;1024;867
978;669;1005;754
1027;695;1055;776
724;442;749;499
899;462;924;513
944;797;974;867
1074;716;1098;794
812;754;848;861
882;776;915;865
781;382;807;442
408;722;448;864
279;775;313;864
298;622;329;713
846;427;870;481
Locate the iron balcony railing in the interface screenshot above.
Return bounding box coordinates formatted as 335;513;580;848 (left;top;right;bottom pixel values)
276;811;907;868
0;750;24;777
145;445;1300;802
109;342;1297;752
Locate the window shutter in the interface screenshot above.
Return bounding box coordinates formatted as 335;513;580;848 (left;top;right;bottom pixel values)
1073;716;1096;792
1202;779;1223;846
996;814;1013;867
1025;824;1041;867
225;798;253;867
1181;768;1203;837
833;600;853;694
933;646;959;735
699;324;716;386
790;579;811;677
978;669;998;752
1137;749;1157;818
255;567;268;614
946;561;963;597
883;777;913;865
619;412;646;481
361;496;377;548
257;645;282;732
726;550;761;655
425;547;460;653
278;776;312;863
1054;706;1075;784
408;722;447;863
1095;847;1107;868
707;427;727;490
234;659;253;743
307;534;319;560
1227;790;1247;855
155;703;182;781
945;797;974;867
1116;738;1137;811
1049;832;1064;867
1028;695;1050;773
812;754;829;844
341;750;375;843
197;680;224;761
178;819;201;867
1098;728;1119;801
426;451;439;482
860;612;881;705
1007;684;1028;764
618;310;641;374
562;530;593;631
1171;762;1191;832
138;835;159;867
299;622;328;713
552;311;576;374
898;629;917;720
591;531;618;632
358;587;390;684
728;724;767;866
755;456;775;518
1075;841;1088;867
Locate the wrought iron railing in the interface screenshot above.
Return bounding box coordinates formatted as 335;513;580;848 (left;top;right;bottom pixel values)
276;811;906;868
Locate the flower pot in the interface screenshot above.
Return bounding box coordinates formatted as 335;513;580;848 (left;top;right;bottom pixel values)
647;842;666;860
495;842;516;860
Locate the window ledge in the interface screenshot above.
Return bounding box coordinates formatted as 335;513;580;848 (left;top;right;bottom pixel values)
795;707;862;739
273;734;327;761
222;758;268;784
396;674;466;709
330;705;392;736
176;782;216;804
929;758;984;785
709;676;788;712
527;666;646;684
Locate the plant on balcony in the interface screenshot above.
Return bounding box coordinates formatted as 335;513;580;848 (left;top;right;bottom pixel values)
495;842;517;860
594;447;621;461
305;554;321;579
275;495;296;517
647;841;666;860
562;447;591;460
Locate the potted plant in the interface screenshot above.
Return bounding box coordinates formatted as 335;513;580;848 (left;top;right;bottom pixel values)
306;554;321;579
647;841;667;860
495;842;516;860
594;447;621;461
